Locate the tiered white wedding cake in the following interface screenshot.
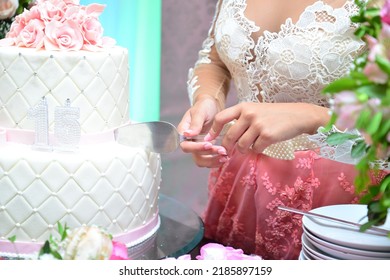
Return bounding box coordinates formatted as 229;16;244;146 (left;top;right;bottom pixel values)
0;0;161;258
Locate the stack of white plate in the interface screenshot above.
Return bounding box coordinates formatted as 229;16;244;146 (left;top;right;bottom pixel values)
299;204;390;260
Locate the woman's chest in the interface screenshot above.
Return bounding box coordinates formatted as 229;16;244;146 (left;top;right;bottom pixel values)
213;0;356;66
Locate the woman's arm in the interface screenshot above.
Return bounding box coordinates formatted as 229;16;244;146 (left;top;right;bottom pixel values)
178;0;232;167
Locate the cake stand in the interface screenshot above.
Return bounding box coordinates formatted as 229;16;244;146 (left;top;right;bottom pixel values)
127;194;204;260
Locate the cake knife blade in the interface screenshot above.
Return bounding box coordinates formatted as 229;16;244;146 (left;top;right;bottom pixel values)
114;121;222;153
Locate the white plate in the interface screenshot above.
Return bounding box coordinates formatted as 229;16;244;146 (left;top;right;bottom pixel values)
301;246;314;260
298;250;307;260
301;234;337;260
304;226;390;260
302;204;390;251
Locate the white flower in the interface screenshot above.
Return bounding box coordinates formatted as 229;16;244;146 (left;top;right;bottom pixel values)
63;226;113;260
0;0;19;20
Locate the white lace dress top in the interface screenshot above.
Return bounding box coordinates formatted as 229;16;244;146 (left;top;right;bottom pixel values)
188;0;365;160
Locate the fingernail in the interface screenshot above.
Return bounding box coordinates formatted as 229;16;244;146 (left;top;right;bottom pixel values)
217;148;227;155
183;129;193;136
203;133;212;141
203;142;212;149
219;156;230;163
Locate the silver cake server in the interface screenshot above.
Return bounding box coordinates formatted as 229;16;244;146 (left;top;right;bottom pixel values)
278;205;390;236
114;121;222;153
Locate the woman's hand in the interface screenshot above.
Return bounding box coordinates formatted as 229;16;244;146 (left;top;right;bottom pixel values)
177;96;228;168
205;102;330;155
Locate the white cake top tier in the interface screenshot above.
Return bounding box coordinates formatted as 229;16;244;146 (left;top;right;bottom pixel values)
0;46;130;133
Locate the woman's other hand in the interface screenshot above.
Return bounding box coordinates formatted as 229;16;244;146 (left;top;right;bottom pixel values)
205;102;330;155
177;96;228;168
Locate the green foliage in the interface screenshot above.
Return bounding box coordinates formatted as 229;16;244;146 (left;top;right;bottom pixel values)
324;0;390;232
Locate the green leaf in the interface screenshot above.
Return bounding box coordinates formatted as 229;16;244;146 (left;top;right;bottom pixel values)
51;251;63;260
323;113;337;130
39;240;52;256
356;109;371;129
365;112;383;135
360;193;374;204
360;218;384;232
322;77;363;93
375;55;390;76
378;119;390;138
356;84;386;99
368;185;380;196
351;140;368;158
58;222;68;241
379;174;390;194
326;132;360;146
7;235;16;243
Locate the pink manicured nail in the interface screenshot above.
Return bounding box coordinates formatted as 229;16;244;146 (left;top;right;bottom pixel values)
203;133;212;141
183;129;193;136
217;148;227;155
219;156;230;163
203;142;212;149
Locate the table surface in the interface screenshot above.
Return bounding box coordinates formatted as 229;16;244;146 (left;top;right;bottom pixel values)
127;194;204;260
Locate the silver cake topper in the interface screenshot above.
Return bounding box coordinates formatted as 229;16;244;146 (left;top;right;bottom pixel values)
28;97;81;151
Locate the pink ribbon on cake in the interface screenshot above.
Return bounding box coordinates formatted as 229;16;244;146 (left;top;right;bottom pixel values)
0;214;160;258
0;127;118;146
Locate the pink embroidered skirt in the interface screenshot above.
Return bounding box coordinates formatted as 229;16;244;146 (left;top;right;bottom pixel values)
202;149;386;260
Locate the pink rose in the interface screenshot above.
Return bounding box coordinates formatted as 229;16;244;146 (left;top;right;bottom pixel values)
364;61;388;84
82;17;103;46
332;91;363;129
44;19;84;50
22;6;42;23
64;6;87;25
366;35;383;62
19;19;45;49
381;0;390;25
84;3;105;18
0;0;18;20
109;241;129;260
39;0;66;23
6;14;26;39
335;104;363;129
196;243;262;260
164;254;192;260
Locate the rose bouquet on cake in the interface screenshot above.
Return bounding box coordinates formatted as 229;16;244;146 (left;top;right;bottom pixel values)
0;0;115;50
322;0;389;231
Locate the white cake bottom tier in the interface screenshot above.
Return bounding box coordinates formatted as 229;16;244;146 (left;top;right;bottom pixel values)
0;142;162;255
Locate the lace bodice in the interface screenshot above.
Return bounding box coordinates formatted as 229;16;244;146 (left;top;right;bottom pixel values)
191;0;363;104
187;0;366;160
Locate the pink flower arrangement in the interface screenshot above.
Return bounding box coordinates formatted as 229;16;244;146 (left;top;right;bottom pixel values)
323;0;390;229
167;243;262;260
195;243;262;260
0;0;115;50
37;224;129;260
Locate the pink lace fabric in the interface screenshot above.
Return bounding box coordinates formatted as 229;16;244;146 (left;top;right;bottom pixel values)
202;150;386;260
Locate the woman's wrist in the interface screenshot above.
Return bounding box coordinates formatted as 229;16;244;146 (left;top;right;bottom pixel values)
193;92;225;112
303;103;331;134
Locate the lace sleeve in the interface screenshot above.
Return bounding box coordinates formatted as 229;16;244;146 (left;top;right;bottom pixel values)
187;0;231;110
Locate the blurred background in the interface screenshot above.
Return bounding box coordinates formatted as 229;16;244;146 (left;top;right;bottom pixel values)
80;0;219;215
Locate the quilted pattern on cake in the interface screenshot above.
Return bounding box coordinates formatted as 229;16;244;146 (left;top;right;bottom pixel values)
0;144;161;242
0;47;129;133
